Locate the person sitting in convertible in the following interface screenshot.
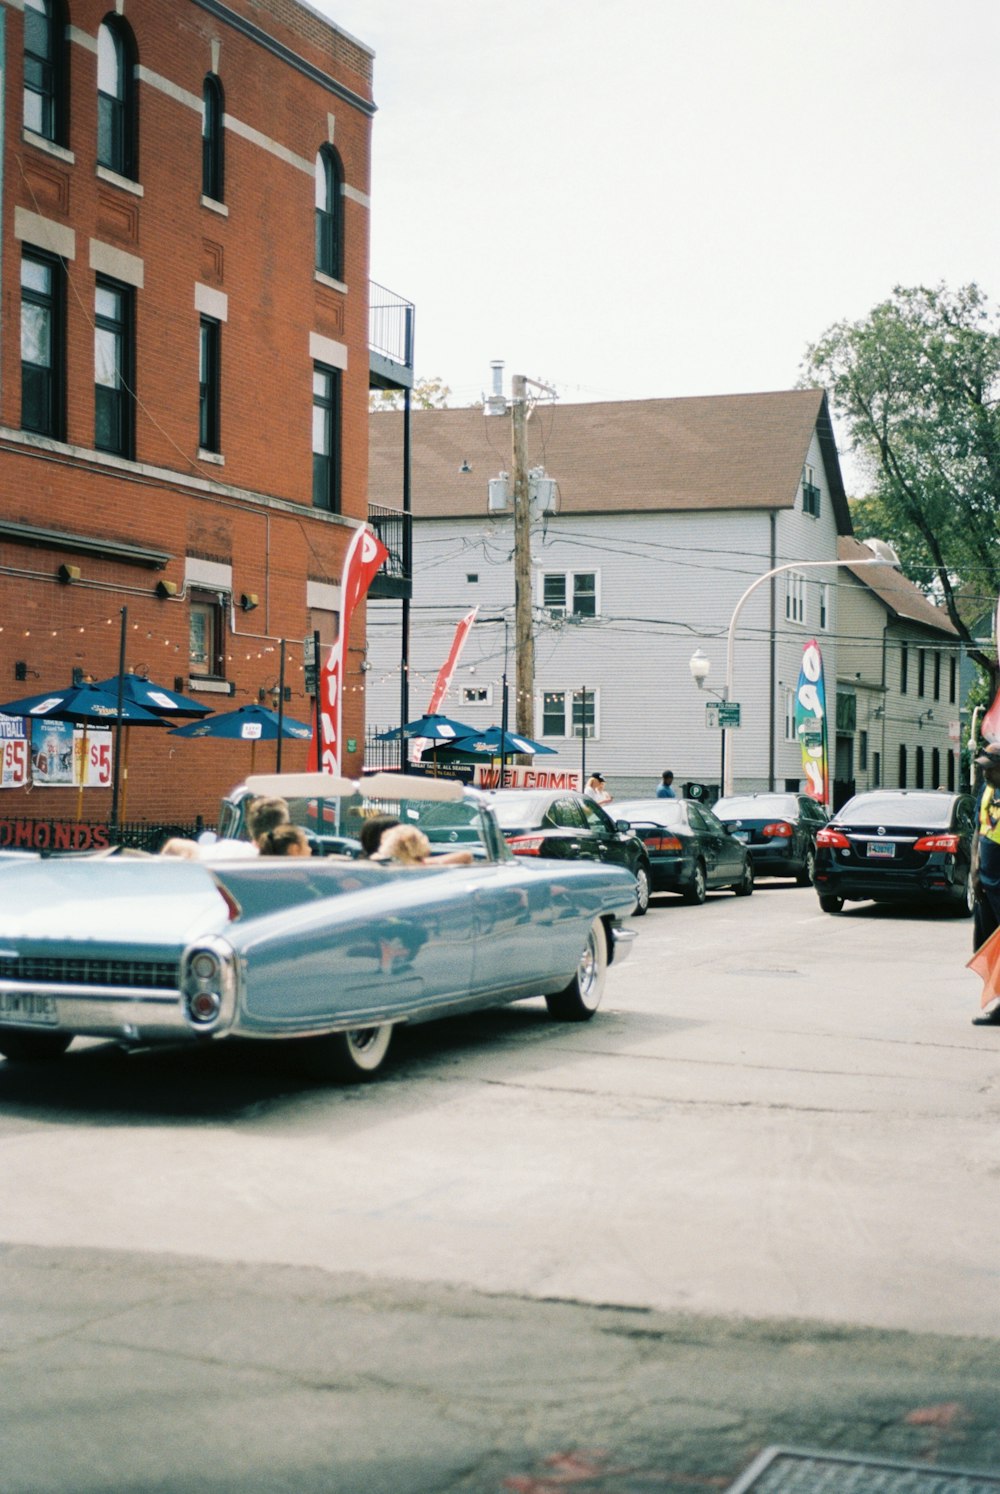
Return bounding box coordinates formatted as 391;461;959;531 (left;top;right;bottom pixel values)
369;822;473;867
258;824;312;857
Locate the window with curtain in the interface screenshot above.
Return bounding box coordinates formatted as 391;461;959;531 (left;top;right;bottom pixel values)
97;18;136;178
21;250;64;438
312;364;341;511
94;277;134;457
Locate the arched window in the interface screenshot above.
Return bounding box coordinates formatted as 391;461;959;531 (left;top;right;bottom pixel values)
315;146;343;280
24;0;67;143
202;75;224;201
97;17;137;179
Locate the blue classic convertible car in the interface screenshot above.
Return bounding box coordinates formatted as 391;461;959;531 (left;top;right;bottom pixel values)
0;773;637;1080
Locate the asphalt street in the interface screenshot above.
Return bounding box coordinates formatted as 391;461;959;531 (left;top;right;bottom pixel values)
2;883;1000;1491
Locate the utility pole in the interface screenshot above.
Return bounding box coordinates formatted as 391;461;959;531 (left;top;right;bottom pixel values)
510;373;557;740
510;375;533;739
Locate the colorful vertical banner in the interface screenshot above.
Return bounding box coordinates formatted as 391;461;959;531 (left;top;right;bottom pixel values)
795;639;829;805
308;525;389;776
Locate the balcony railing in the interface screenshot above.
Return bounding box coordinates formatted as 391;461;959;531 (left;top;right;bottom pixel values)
369;281;414;381
368;502;411;599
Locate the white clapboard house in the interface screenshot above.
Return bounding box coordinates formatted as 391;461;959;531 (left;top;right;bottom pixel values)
365;389;956;803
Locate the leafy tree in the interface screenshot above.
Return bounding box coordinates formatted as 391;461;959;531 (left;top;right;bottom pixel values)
370;376;452;413
803;283;1000;673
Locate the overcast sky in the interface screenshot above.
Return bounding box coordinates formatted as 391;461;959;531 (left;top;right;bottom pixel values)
312;0;999;487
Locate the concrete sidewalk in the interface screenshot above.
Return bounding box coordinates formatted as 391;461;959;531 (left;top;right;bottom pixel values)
3;1244;999;1493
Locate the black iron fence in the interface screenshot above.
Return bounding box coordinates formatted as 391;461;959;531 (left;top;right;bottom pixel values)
0;817;213;855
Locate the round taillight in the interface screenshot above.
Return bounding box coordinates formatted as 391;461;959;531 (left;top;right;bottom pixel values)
189;990;221;1022
191;951;219;981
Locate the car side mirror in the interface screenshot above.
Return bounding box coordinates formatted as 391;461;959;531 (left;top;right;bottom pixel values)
615;820;630;833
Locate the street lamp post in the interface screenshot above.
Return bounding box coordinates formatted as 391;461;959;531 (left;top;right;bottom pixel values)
719;544;898;798
689;648;726;795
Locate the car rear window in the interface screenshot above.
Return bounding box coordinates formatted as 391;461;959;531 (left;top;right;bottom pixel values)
615;800;682;827
715;795;797;819
837;793;955;828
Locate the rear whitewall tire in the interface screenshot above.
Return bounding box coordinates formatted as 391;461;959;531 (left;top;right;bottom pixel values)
292;1024;394;1082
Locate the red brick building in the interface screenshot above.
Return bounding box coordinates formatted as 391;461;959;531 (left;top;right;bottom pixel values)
0;0;412;839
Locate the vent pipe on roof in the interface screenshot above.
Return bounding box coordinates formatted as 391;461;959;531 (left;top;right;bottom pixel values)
485;360;507;416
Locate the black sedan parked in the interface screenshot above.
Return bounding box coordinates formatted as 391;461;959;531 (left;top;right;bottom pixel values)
712;792;829;884
813;789;975;915
613;798;753;904
489;790;653;915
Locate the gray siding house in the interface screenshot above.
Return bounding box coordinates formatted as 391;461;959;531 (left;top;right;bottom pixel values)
836;537;961;798
366;390;888;800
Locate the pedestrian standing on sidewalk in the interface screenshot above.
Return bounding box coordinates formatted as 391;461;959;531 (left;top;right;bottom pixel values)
970;743;1000;1024
656;771;676;799
585;773;612;805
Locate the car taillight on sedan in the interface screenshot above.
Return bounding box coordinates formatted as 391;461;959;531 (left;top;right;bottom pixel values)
505;835;544;856
644;834;683;852
763;821;794;839
816;827;850;849
913;832;961;853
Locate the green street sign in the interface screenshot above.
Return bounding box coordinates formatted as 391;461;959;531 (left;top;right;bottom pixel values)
706;702;741;729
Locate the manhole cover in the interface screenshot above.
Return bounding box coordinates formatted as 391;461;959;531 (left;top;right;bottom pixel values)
726;1445;1000;1493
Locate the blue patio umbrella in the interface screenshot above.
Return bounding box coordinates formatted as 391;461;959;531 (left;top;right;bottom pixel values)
374;712;477;743
445;726;556;758
0;682;168;821
0;681;171;726
91;674;211;820
92;674;211;718
169;703;312;774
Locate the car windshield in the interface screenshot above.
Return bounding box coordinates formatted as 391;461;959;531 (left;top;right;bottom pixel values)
615;800;682;827
836;793;955;829
220;777;512;861
715;795;798;819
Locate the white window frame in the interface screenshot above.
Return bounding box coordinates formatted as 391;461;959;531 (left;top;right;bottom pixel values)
538;568;601;619
538;687;600;740
460;684;493;707
818;581;830;631
783;687;796;742
785;571;805;624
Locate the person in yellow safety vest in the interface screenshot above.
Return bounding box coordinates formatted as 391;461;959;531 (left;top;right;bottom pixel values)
971;743;1000;1024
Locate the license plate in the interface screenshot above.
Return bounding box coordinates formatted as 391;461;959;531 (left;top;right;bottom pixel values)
732;830;749;842
867;841;895;858
0;991;58;1025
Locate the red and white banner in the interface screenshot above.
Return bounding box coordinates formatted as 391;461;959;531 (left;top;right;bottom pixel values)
410;607;479;763
309;525;389;775
427;607;478;714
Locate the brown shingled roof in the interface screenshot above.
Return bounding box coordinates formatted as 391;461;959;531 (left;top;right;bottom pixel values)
369;388;851;530
838;536;958;636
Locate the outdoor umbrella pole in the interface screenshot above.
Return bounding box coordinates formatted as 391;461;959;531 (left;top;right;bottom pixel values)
110;605;127;835
76;724;88;823
276;639;286;772
120;725;131;824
